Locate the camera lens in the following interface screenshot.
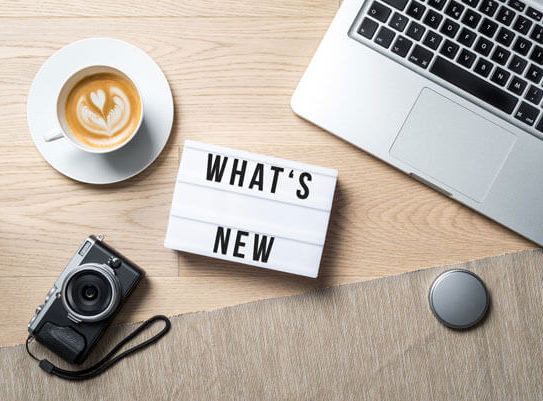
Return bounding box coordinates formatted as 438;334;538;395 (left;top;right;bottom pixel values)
82;284;98;300
65;269;115;319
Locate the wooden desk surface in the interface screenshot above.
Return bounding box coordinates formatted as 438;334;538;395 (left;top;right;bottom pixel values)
0;0;535;347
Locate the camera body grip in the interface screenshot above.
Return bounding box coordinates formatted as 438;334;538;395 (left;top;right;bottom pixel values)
34;322;86;364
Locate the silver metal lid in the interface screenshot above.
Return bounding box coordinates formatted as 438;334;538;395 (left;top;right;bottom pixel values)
429;269;489;330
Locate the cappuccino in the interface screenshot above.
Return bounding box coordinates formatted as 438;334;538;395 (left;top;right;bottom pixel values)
64;73;141;149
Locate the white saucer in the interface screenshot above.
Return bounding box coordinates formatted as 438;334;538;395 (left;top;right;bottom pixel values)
27;38;174;184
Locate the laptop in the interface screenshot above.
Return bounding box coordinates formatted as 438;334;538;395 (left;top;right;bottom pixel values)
292;0;543;245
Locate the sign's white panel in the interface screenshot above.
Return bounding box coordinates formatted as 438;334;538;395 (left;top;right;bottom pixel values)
165;140;338;277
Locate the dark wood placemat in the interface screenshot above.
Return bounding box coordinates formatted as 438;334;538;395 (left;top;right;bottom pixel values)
2;249;543;401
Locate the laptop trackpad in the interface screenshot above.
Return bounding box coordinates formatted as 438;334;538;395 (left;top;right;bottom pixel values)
390;88;517;202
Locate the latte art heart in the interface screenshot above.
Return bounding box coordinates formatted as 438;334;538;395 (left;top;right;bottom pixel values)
78;87;131;137
64;72;141;149
90;89;106;112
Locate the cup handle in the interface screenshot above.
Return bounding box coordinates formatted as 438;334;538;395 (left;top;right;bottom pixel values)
43;128;64;142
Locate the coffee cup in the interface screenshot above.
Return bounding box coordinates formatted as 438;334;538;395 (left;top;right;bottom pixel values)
44;65;143;154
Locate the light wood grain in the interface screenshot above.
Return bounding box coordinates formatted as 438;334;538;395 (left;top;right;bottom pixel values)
0;1;535;346
0;0;338;17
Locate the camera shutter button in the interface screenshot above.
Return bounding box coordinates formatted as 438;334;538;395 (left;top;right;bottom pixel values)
107;257;122;269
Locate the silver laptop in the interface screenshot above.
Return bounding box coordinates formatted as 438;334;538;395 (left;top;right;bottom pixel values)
292;0;543;245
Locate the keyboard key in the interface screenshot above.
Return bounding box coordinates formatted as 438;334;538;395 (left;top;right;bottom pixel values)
375;26;396;48
530;25;543;43
406;1;427;19
526;64;543;83
458;27;477;46
507;0;525;12
474;36;494;55
491;46;511;65
369;1;393;22
406;21;426;40
496;6;516;25
423;30;443;49
430;56;518;113
513;15;532;34
508;75;528;95
445;1;465;18
358;18;379;39
509;54;528;73
479;18;498;37
408;44;434;68
529;45;543;64
462;0;480;8
491;67;511;85
382;0;409;10
512;36;531;55
496;27;515;46
527;7;543;22
440;39;460;58
440;19;460;38
474;58;494;77
462;9;482;28
525;85;543;105
389;12;409;31
391;36;414;56
514;101;539;125
479;0;499;16
458;48;477;67
424;9;443;28
428;0;447;10
535;116;543;132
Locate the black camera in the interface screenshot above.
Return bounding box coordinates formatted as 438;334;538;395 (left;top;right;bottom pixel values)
27;235;144;364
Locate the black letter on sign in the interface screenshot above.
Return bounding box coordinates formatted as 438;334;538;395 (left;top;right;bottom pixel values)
296;172;312;199
230;158;248;187
233;231;248;258
206;153;228;182
213;226;231;255
248;163;264;191
270;166;284;193
253;234;275;263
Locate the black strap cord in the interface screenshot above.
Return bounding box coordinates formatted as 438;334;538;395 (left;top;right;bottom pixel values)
26;315;171;381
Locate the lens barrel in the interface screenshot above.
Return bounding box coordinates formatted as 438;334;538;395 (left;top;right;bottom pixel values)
61;263;121;323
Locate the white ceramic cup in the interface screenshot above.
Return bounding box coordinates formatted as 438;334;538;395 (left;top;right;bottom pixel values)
44;65;144;154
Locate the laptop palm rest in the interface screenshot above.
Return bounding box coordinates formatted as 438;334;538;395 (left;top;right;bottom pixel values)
390;88;517;203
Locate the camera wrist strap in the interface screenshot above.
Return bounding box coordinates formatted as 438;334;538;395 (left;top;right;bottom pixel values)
26;314;171;381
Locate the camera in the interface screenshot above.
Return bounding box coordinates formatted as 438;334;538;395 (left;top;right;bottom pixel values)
28;235;144;364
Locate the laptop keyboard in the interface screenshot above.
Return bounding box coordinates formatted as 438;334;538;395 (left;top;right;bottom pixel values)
350;0;543;136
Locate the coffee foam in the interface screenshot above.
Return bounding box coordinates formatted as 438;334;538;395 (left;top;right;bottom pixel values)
65;73;141;149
